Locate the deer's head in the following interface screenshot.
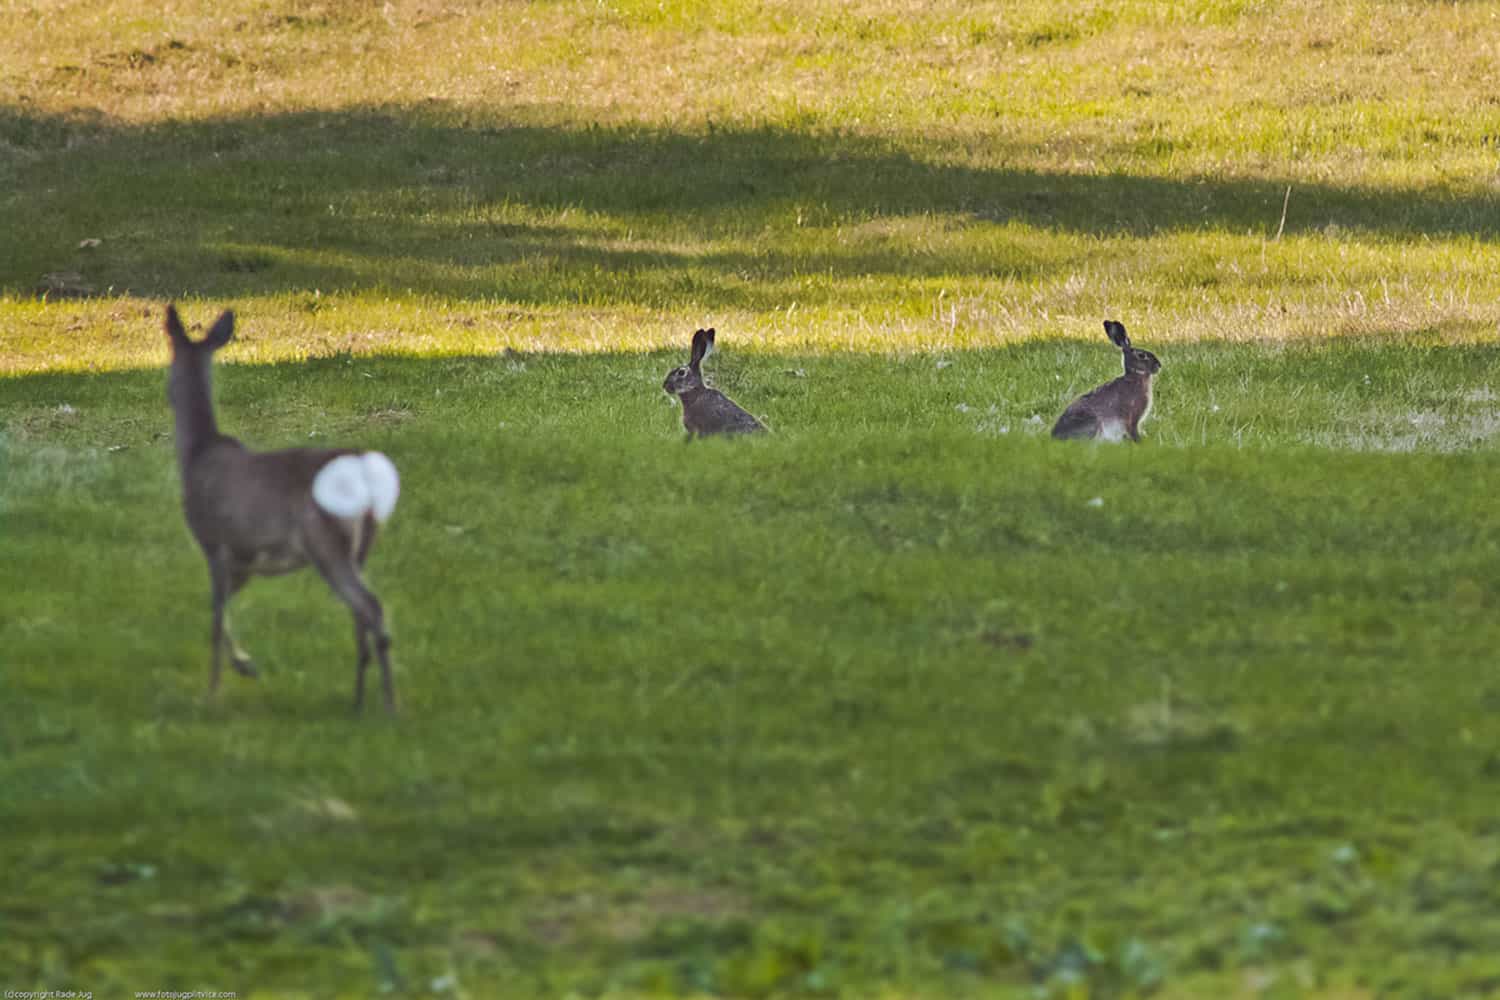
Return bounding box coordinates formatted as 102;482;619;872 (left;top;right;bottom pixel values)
165;304;235;407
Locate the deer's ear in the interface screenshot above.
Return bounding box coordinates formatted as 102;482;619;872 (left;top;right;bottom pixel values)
203;310;236;350
164;304;190;346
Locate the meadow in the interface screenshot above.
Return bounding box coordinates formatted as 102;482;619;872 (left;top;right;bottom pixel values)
5;1;1500;996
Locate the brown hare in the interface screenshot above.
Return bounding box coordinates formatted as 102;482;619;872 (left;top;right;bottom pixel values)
662;328;766;438
1051;320;1162;443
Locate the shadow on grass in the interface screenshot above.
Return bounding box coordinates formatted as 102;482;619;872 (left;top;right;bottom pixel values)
3;104;1497;305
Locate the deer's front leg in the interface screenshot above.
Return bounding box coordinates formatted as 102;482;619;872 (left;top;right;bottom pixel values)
220;564;258;678
222;612;259;678
206;552;230;697
211;563;258;680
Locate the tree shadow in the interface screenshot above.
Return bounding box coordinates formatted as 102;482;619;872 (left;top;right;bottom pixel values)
3;103;1496;306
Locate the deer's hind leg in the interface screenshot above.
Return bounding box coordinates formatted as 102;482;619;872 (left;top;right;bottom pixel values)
347;515;383;707
354;513;378;569
352;623;373;709
306;515;396;715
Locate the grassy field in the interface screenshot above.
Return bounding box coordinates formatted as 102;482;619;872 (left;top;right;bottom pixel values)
6;1;1500;997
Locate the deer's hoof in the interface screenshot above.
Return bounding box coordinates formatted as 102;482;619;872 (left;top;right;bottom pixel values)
231;656;258;679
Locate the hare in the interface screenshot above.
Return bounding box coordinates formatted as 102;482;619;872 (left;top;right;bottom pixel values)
1051;320;1162;443
662;328;766;437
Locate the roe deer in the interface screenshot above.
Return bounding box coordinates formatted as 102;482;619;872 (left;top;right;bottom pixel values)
165;305;401;713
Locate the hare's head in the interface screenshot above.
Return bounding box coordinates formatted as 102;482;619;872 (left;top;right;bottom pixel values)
1105;320;1161;376
165;304;234;406
663;328;714;397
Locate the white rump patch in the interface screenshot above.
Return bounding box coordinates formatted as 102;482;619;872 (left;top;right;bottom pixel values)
360;451;400;523
312;455;373;519
312;452;400;522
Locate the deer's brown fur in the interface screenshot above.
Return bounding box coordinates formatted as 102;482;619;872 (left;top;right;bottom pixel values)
166;305;399;713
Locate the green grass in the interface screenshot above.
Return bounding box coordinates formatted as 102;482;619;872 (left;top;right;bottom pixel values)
9;344;1500;996
7;0;1500;996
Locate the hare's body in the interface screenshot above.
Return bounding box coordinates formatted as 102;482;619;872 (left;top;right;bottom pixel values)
1052;321;1161;443
663;329;765;437
676;385;765;436
166;306;401;713
1052;374;1154;442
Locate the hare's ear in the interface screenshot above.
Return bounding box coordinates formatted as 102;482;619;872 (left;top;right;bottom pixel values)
203;309;236;350
164;304;190;347
690;328;711;370
1104;320;1130;349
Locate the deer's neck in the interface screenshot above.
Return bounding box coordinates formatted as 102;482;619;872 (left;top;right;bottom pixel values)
173;376;224;472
